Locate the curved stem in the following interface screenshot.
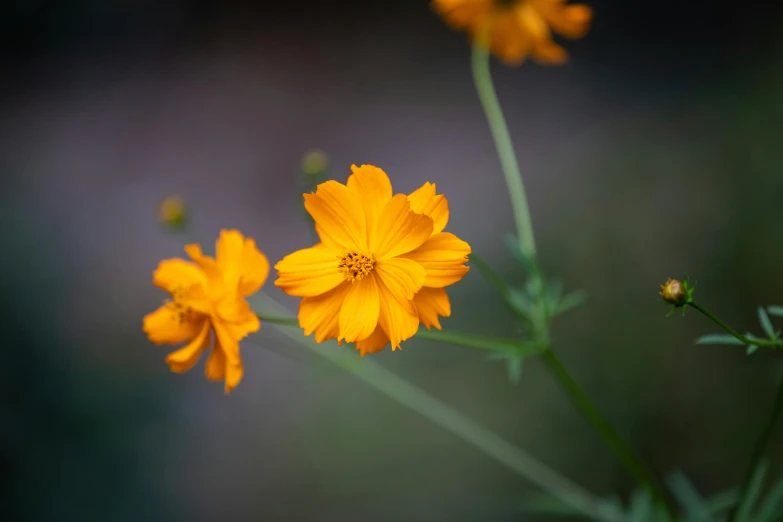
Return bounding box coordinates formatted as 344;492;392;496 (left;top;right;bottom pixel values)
691;303;782;348
254;295;623;522
542;350;675;516
471;36;537;260
728;373;783;522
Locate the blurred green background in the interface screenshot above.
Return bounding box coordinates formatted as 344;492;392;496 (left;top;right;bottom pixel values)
2;1;783;520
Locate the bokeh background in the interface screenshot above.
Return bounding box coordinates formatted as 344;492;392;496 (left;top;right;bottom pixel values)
3;1;783;520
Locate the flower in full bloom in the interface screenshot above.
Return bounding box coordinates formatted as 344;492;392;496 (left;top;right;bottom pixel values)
432;0;593;65
143;230;269;393
274;165;471;354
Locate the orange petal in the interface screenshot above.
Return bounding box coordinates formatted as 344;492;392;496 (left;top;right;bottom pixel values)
372;194;433;260
414;287;452;330
205;347;226;382
143;305;206;345
347;164;393;248
165;320;211;373
212;336;244;394
184;244;225;290
377;275;420;350
304;180;367;252
211;320;243;367
339;276;380;342
433;0;494;30
402;232;471;288
152;258;205;293
408;182;449;234
298;282;351;343
375;257;426;303
216;229;270;296
216;299;260;341
533;1;592;39
274;245;344;297
532;39;568;64
355;324;390;356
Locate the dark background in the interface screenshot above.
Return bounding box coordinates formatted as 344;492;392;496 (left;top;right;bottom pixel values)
3;1;783;521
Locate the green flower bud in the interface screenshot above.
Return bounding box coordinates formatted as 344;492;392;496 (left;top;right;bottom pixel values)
158;195;187;230
660;278;687;306
301;149;329;180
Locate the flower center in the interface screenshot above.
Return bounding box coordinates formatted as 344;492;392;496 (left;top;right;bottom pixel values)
166;288;195;324
338;251;375;283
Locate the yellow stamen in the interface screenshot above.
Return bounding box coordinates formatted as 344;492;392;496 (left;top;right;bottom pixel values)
338;252;375;283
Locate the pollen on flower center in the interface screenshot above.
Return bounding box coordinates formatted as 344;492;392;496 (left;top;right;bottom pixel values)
338;251;375;283
166;289;194;324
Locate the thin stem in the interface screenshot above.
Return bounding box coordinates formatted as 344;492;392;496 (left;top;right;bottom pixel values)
471;36;537;260
691;303;782;348
254;295;623;522
542;350;675;517
727;373;783;522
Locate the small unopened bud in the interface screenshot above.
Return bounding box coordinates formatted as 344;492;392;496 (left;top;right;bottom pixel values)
301;149;329;180
158;194;187;230
660;278;687;306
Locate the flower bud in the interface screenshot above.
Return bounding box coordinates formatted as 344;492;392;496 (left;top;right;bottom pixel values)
158;195;187;230
301;149;329;181
660;278;687;306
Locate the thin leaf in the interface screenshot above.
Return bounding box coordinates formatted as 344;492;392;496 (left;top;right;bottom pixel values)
628;488;653;522
666;470;707;518
555;290;588;316
416;328;540;355
521;493;591;518
504;234;540;276
695;334;744;346
736;461;768;522
747;345;759;355
759;307;776;339
468;253;511;300
756;475;783;522
702;487;739;517
508;357;524;384
768;306;783;317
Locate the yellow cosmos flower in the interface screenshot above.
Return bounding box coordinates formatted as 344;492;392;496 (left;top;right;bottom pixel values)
433;0;593;65
143;229;269;394
274;165;471;355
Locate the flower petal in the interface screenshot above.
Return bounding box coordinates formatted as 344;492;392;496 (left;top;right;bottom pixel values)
347;164;393;248
408;182;449;234
216;229;270;296
184;244;225;290
372;194;433;260
414;287;452;330
143;305;206;345
274;245;344;297
211;320;243;367
165;320;211;373
339;276;380;343
304;180;367;252
402;232;471;288
375;257;425;303
211;336;244;394
153;258;205;292
298;282;351;343
376;274;420;350
433;0;494;30
355;324;390;356
532;1;592;39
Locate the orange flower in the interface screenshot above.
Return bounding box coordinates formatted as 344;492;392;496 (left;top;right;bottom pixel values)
433;0;592;65
274;165;471;355
143;230;269;393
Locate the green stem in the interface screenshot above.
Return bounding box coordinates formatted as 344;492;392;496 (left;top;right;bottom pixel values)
254;295;623;522
728;373;783;522
470;32;669;512
691;303;782;348
542;350;675;516
471;37;537;260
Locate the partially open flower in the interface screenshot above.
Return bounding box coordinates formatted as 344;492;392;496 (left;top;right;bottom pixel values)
660;278;687;306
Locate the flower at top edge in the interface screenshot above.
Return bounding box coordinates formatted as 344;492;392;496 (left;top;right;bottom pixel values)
432;0;592;66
